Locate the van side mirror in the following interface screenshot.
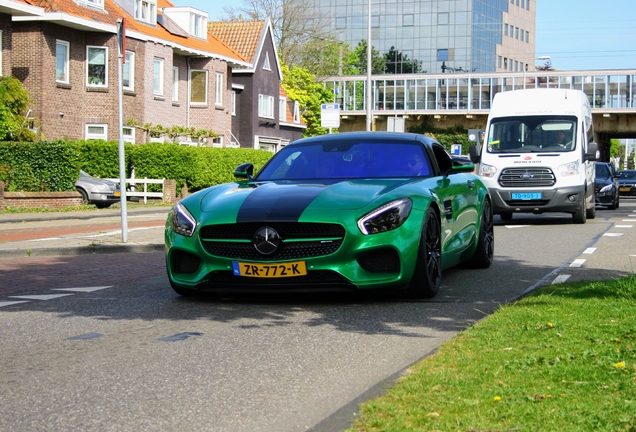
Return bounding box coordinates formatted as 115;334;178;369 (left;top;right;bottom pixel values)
585;143;598;161
468;145;480;164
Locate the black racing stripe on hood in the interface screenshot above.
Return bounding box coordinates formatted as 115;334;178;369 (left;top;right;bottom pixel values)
237;182;330;223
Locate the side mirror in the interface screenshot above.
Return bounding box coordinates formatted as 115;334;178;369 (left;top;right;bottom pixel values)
468;145;480;164
449;157;475;175
585;142;598;162
234;163;254;180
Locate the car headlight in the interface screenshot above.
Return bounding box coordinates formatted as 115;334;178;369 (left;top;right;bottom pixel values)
478;163;497;178
357;198;413;235
558;160;580;176
171;202;197;237
599;184;614;194
91;184;111;192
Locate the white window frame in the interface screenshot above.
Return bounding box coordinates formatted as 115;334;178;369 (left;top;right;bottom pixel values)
123;51;134;91
172;66;179;101
153;57;164;96
279;96;287;121
78;0;104;9
192;14;207;38
263;52;271;70
86;46;108;87
134;0;157;24
258;94;275;118
85;124;108;140
56;40;70;83
122;126;135;143
215;72;223;106
0;31;3;77
293;101;301;123
231;90;236;115
189;69;208;104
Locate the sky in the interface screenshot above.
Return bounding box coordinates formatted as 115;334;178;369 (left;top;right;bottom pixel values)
169;0;636;71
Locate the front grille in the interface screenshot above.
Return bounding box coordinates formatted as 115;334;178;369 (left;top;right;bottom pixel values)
199;270;357;291
200;222;345;260
498;167;556;188
357;248;400;273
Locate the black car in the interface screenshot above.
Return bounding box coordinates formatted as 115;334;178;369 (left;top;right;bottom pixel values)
595;162;619;209
618;169;636;197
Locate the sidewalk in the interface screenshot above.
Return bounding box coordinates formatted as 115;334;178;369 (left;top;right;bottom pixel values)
0;206;171;258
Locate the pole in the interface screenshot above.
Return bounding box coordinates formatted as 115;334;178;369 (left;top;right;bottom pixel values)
365;0;372;131
116;18;128;242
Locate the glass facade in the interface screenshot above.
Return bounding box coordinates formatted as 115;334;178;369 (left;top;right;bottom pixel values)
312;0;514;73
323;71;636;112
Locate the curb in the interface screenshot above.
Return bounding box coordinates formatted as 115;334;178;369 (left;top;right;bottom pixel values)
0;243;165;258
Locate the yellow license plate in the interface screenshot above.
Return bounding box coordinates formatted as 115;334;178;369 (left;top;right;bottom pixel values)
114;191;121;197
232;261;307;278
620;187;630;192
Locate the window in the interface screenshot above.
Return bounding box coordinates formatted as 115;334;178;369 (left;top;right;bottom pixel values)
172;67;179;101
293;101;300;123
402;14;413;26
527;0;530;10
515;27;519;39
56;40;69;83
503;57;508;69
521;0;525;7
231;91;236;116
279;97;287;120
258;94;274;118
263;52;271;70
134;0;156;24
504;23;508;36
498;56;502;68
122;126;135;143
215;72;223;106
153;57;164;95
371;16;380;28
192;14;206;38
0;32;3;76
437;13;448;25
123;51;134;90
87;46;107;86
79;0;104;9
85;124;108;140
526;31;529;43
437;49;449;61
190;70;207;104
336;17;346;29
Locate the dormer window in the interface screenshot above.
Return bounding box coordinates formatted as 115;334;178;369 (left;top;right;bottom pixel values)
135;0;157;25
78;0;104;9
191;13;207;38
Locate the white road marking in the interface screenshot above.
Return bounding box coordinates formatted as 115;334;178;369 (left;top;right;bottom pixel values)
583;248;596;254
505;225;529;229
552;274;571;284
622;220;636;222
615;225;633;228
76;226;161;239
8;294;74;300
52;286;113;293
0;301;30;308
570;259;586;268
603;233;624;237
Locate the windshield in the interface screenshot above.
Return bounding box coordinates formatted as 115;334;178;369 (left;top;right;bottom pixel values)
619;171;636;179
255;141;432;181
487;115;577;154
595;164;610;178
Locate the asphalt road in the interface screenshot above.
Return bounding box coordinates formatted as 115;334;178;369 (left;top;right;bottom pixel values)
1;201;635;431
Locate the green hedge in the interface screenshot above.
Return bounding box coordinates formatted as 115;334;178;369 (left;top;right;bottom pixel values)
0;140;273;193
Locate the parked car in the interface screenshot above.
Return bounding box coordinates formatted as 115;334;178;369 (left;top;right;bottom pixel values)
75;170;121;208
595;162;619;210
165;132;494;299
618;169;636;197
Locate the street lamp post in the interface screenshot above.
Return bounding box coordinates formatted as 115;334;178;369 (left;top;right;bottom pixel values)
365;0;372;131
523;55;551;89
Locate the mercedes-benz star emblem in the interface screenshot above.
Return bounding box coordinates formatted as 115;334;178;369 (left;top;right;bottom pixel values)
253;227;281;255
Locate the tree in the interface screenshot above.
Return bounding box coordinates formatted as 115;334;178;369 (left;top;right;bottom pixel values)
222;0;330;67
281;64;333;137
349;39;384;75
296;38;356;77
383;46;425;74
0;77;36;141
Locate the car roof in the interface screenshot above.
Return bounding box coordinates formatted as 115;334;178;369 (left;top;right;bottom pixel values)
285;132;438;148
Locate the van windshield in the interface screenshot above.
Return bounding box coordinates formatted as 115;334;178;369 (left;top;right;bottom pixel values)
487;115;577;154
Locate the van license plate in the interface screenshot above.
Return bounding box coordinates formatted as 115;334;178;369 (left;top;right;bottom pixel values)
512;192;542;200
232;261;307;278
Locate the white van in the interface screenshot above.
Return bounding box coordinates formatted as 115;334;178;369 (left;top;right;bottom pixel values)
469;88;598;223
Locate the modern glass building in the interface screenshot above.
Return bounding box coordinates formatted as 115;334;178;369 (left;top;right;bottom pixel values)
311;0;536;74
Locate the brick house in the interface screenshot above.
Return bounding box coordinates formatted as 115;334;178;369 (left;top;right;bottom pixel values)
5;0;250;144
209;19;305;152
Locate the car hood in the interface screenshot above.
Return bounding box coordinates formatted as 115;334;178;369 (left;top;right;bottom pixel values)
196;179;417;222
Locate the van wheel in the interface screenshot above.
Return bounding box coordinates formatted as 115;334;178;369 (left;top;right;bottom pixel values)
586;201;596;219
573;199;586;224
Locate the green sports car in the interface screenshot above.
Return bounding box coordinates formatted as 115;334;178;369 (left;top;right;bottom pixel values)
165;132;494;298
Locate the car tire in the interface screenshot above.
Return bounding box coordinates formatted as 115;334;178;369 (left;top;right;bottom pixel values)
500;212;513;221
76;188;89;204
609;193;618;210
403;208;442;299
573;199;586;224
586;199;596;219
95;203;112;209
463;198;494;269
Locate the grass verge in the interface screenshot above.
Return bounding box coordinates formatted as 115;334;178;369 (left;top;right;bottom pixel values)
346;277;636;431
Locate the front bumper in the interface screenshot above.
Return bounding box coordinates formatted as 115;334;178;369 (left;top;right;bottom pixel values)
619;184;636;196
489;185;586;215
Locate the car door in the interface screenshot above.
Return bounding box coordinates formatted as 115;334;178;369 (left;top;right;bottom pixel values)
429;143;481;255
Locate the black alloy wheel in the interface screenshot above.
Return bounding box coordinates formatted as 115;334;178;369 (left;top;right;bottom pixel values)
403;208;442;299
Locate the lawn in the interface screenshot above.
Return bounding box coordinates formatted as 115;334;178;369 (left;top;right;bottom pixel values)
346;277;636;431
